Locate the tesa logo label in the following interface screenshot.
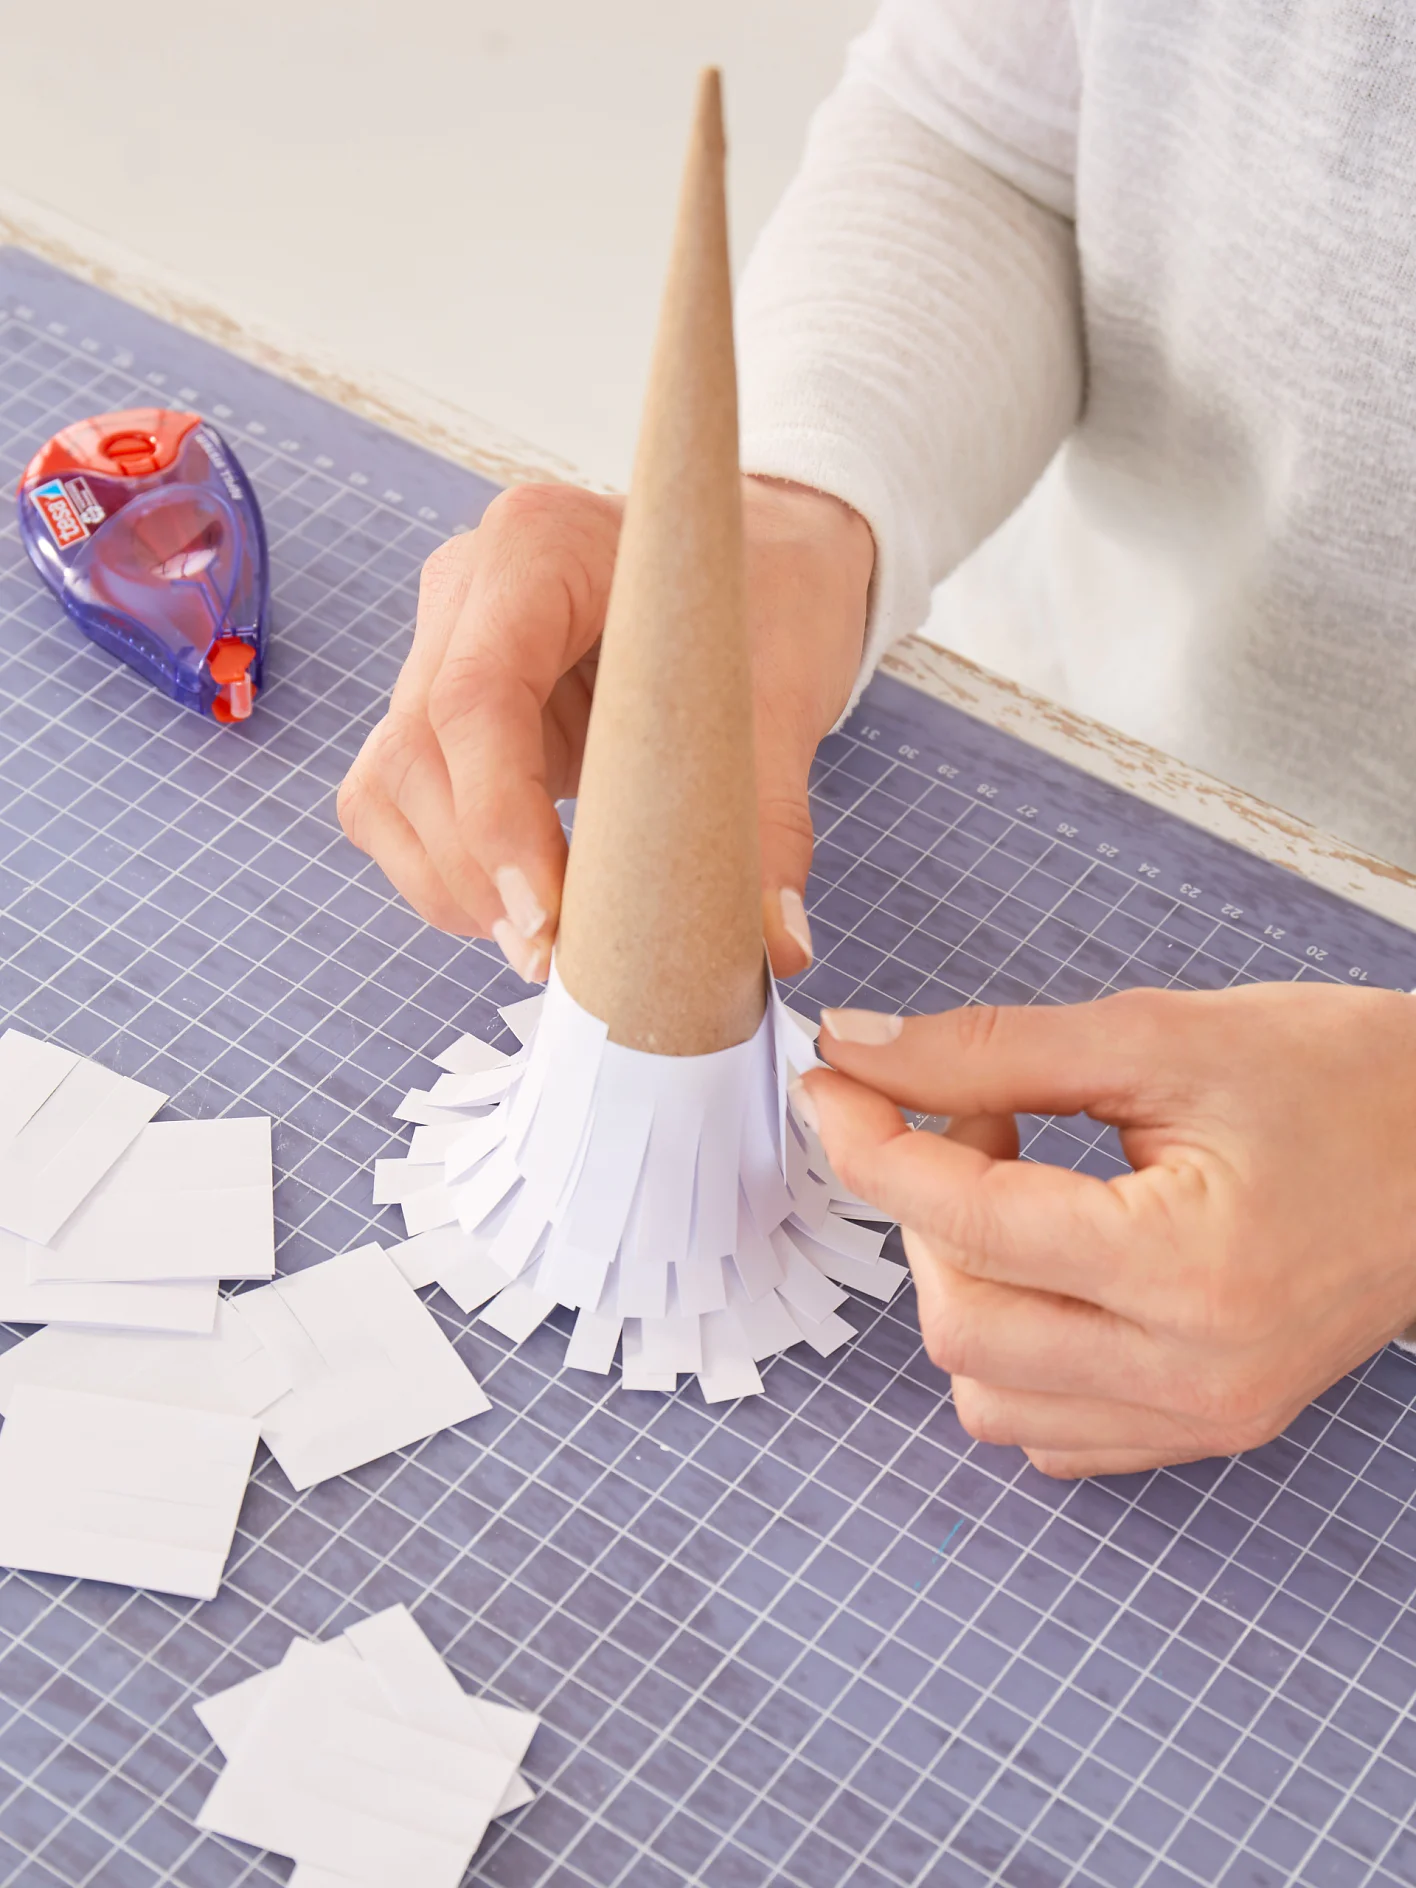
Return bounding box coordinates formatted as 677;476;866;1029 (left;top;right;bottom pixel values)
30;478;88;548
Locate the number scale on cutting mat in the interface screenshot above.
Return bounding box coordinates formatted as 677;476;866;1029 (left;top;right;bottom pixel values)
2;247;1416;1888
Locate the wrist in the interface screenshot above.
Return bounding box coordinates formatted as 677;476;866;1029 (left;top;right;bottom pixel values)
743;473;875;589
741;474;874;719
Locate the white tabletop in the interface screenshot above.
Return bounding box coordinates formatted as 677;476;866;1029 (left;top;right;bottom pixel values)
0;0;873;490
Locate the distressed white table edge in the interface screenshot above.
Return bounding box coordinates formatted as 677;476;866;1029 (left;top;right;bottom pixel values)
4;186;1413;935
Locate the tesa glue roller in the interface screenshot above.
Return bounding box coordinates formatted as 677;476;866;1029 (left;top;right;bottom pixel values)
17;408;270;722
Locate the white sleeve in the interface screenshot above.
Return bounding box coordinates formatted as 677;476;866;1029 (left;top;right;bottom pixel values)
735;2;1084;703
847;0;1082;217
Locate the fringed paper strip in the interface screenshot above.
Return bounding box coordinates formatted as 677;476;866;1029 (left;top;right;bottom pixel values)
378;967;906;1402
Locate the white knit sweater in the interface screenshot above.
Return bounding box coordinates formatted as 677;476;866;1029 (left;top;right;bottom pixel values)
736;0;1416;872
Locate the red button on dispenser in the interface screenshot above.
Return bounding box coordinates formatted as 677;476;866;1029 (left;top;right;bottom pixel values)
19;407;203;488
99;431;160;477
207;636;257;722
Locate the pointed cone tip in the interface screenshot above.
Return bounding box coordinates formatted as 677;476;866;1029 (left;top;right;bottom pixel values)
556;59;761;1056
694;67;724;147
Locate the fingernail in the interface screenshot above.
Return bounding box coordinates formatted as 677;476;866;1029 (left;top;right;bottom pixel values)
493;919;549;984
778;888;813;964
822;1007;903;1046
789;1077;820;1137
495;865;547;941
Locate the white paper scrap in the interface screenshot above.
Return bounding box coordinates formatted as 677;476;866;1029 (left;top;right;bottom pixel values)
729;1283;804;1363
697;1308;764;1403
783;1297;856;1358
388;1226;514;1313
200;1675;534;1827
429;1065;519;1109
345;1605;538;1771
794;1210;889;1263
406;1121;468;1165
196;1653;310;1754
371;1158;444;1206
454;1147;520;1233
0;1054;165;1245
790;1223;907;1301
27;1118;274;1284
0;1231;218;1332
498;993;545;1044
444;1112;509;1183
479;1279;557;1345
779;1007;821;1072
676;1250;727;1317
0;1383;257;1599
485;1183;549;1279
239;1246;491;1490
772;1229;850;1322
0;1298;292;1418
433;1035;514;1077
505;978;603;1183
540;1227;611;1314
401;1183;459;1239
437;1251;517;1314
629;1088;699;1278
392;1090;470;1127
196;1640;518;1888
386;1228;447;1290
783;1116;832;1230
563;1308;621;1375
630;1308;701;1377
0;1030;78;1144
732;1194;785;1302
622;1354;678;1395
196;1607;536;1820
828;1194;895;1225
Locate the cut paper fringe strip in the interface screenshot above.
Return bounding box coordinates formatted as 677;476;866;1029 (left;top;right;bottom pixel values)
379;966;906;1402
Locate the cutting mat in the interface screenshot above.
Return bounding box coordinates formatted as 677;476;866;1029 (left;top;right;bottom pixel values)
2;247;1416;1888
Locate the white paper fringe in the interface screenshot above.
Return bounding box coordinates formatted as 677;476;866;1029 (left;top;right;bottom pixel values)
379;966;906;1402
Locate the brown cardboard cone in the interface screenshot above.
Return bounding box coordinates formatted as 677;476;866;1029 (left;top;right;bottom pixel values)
556;69;765;1054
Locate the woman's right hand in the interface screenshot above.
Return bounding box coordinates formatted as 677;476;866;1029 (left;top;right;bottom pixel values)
336;474;874;982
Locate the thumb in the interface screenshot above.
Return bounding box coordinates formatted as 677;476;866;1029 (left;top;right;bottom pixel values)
757;756;817;979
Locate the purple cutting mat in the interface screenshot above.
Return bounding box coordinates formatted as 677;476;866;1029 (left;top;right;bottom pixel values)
2;247;1416;1888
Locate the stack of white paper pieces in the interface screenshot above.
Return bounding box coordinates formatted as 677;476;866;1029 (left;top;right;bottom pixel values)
0;1027;275;1333
0;1300;290;1598
235;1244;492;1490
0;1243;494;1593
196;1603;538;1885
378;980;906;1402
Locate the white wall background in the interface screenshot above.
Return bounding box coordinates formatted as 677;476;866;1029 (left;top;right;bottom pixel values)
0;1;875;487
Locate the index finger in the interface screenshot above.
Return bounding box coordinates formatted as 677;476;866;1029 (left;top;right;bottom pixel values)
426;487;623;944
799;1065;1154;1318
390;529;482;711
818;991;1189;1122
